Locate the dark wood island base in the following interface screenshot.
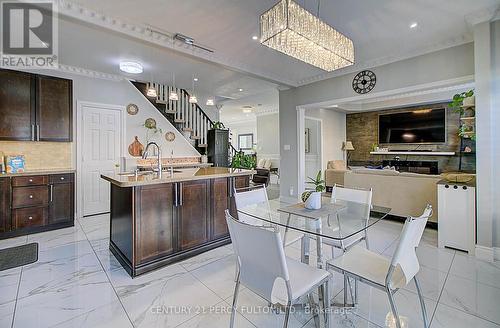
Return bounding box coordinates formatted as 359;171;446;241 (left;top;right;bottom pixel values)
102;169;251;277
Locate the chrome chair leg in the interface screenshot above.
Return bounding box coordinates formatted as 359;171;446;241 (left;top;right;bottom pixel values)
308;293;321;328
386;288;402;328
414;276;428;328
230;274;241;328
324;280;331;326
283;301;292;328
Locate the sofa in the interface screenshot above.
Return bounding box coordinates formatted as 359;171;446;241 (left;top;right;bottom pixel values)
326;162;442;223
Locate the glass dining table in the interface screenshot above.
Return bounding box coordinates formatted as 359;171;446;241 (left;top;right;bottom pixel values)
236;195;392;270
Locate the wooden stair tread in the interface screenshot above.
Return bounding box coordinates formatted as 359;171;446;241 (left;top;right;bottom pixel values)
164;110;177;114
198;144;208;147
191;136;201;140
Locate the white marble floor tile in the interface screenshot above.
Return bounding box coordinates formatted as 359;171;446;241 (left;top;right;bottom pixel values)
13;271;119;328
402;266;448;301
225;288;315;328
0;267;21;304
17;240;102;299
328;313;382;328
118;271;223;328
190;254;247;300
179;246;233;272
50;299;133;328
175;300;256;328
431;303;500;328
0;235;27;249
0;300;15;328
449;253;500;289
440;274;500;325
77;214;110;241
416;244;455;273
108;263;187;298
421;228;438;247
89;238;122;273
27;225;87;251
333;286;436;328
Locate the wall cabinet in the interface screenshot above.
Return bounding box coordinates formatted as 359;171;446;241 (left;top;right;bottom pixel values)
0;173;75;239
0;69;72;142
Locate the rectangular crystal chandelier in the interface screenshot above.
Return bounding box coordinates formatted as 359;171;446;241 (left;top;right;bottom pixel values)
260;0;354;71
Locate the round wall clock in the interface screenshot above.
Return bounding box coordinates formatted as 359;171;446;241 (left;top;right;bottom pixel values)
352;70;376;94
126;103;139;115
165;131;176;142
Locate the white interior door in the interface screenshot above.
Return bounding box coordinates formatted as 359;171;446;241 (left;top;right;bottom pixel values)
81;104;122;216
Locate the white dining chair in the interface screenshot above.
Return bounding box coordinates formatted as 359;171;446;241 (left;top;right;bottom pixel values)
234;185;302;246
225;210;332;328
327;204;433;328
326;184;373;256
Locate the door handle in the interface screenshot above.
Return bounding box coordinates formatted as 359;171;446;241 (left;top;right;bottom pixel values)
174;183;178;206
31;124;35;141
50;184;53;202
36;125;40;141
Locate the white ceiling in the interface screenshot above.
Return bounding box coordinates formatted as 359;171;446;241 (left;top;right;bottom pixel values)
70;0;499;86
219;89;278;123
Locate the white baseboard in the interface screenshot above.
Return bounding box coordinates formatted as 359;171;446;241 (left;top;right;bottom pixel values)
495;247;500;261
475;245;494;262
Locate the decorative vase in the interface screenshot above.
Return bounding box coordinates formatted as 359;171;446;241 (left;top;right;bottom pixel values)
304;191;322;210
463;95;475;107
201;155;208;164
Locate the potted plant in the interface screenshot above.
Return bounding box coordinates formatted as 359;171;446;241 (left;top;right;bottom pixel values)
231;152;256;169
301;170;325;210
211;121;225;130
449;90;474;115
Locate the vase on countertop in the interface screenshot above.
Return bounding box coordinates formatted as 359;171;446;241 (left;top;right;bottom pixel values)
304;191;322;210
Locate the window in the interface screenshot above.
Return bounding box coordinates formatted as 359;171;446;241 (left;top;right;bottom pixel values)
238;134;253;150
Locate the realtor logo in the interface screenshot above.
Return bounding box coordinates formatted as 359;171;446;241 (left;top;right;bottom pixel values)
1;0;58;68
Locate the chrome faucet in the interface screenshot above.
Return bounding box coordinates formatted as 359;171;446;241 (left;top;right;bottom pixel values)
142;142;162;178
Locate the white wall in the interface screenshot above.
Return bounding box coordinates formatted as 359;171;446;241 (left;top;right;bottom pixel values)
304;118;321;182
256;113;280;168
279;43;475;200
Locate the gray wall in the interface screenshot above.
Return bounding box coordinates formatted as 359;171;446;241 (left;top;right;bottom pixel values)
279;43;475;199
256;113;280;168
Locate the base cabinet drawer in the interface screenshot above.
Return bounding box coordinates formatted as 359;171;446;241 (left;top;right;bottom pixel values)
12;186;49;208
12;207;48;229
12;175;48;187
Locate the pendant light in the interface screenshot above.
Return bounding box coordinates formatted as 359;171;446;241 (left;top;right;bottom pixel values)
169;72;179;101
206;98;214;106
146;69;157;98
189;75;198;104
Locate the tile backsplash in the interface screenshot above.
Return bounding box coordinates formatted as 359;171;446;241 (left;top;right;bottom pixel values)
0;141;72;170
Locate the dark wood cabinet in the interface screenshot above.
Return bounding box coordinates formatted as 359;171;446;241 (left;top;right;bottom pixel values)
36;75;72;141
0;69;72;142
0;69;35;141
207;129;229;167
0;173;75;239
135;184;175;264
0;178;11;233
49;182;74;225
211;178;230;239
178;180;210;250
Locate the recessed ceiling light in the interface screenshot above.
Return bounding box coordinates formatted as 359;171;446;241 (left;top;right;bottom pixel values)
252;35;258;40
193;77;198;82
242;108;252;113
329;104;339;108
238;88;243;92
119;61;143;74
410;22;418;29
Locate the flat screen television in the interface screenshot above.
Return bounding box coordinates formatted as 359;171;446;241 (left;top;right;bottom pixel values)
378;108;446;144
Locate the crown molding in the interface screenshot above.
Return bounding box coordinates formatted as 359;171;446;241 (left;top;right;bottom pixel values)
296;36;473;86
254;108;279;117
58;63;125;81
57;0;297;88
465;5;500;26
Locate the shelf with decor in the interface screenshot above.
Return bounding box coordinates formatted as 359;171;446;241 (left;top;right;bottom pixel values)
370;151;456;156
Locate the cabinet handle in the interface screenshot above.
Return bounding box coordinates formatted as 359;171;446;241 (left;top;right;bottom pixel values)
29;195;33;199
179;183;183;206
174;183;178;206
31;124;35;141
60;177;65;180
50;185;53;202
37;125;40;141
28;216;33;220
29;178;33;183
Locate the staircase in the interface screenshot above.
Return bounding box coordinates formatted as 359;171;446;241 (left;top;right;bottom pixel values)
131;81;237;160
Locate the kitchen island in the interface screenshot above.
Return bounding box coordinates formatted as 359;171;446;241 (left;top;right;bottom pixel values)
101;167;253;277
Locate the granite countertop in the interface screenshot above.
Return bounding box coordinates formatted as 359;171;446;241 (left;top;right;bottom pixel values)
137;162;213;169
101;167;255;187
0;168;75;177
